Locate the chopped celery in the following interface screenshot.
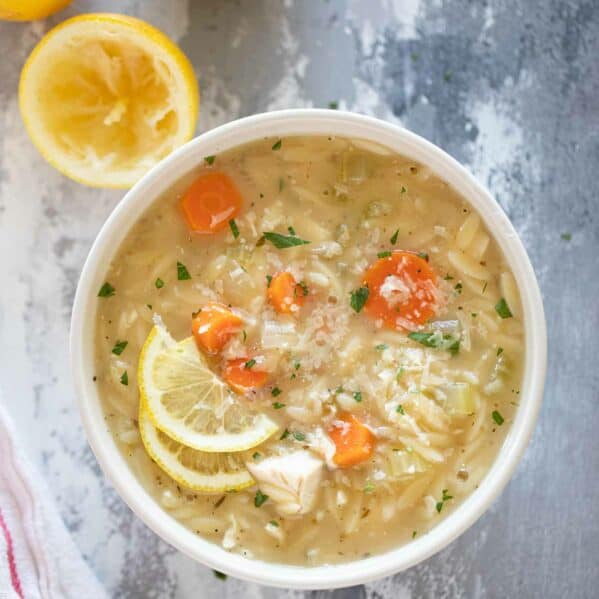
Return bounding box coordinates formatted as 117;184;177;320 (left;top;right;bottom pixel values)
338;151;372;184
387;449;428;480
443;383;475;415
365;201;392;218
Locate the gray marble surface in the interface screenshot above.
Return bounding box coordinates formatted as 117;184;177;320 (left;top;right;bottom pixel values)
0;0;597;597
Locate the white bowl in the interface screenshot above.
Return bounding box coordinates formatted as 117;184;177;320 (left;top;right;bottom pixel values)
70;109;546;589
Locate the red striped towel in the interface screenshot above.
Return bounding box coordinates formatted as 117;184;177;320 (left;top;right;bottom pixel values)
0;401;107;599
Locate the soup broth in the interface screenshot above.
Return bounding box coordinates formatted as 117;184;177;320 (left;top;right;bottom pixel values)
94;135;524;565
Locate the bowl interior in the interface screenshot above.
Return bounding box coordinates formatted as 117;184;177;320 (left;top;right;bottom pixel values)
70;109;546;589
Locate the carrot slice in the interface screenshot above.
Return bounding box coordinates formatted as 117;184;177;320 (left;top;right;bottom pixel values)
223;358;268;394
191;302;242;355
267;271;306;314
363;251;439;329
180;172;242;233
328;413;376;468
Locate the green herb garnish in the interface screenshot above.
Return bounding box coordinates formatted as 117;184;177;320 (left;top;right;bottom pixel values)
271;387;282;397
287;225;296;235
272;402;285;409
98;282;115;297
244;359;256;369
213;570;227;580
297;280;309;296
417;251;429;262
350;286;369;312
120;371;128;386
252;452;261;460
254;490;269;507
328;101;338;109
204;155;216;165
353;391;362;403
561;232;572;241
111;340;128;355
269;520;279;527
229;219;240;238
375;343;388;351
401;185;407;193
497;347;504;356
292;431;306;442
454;282;463;294
266;274;272;287
495;298;513;319
390;229;399;244
271;139;282;151
396;404;405;415
280;428;290;440
377;251;392;258
155;278;164;289
444;274;454;281
408;331;460;355
364;482;375;494
263;231;310;249
492;410;504;425
177;261;191;280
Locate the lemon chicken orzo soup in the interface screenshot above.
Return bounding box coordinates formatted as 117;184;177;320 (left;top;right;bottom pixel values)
94;135;524;565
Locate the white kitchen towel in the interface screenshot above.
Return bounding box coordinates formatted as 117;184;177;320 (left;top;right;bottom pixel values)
0;399;108;599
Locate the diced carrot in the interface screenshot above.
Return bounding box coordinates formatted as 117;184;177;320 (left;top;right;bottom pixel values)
180;172;242;233
223;358;268;394
267;271;306;314
328;413;376;468
362;251;439;329
191;302;242;355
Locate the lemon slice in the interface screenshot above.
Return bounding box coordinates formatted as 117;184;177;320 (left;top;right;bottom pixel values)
19;14;199;188
139;325;278;452
139;403;254;493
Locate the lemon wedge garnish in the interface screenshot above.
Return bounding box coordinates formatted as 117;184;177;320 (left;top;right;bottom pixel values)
139;403;254;493
19;13;199;188
0;0;70;21
138;325;278;453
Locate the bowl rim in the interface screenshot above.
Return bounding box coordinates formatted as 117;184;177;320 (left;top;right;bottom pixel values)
70;108;546;589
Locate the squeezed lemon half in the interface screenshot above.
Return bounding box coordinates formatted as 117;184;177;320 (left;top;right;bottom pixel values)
139;403;254;493
138;325;278;453
19;13;199;188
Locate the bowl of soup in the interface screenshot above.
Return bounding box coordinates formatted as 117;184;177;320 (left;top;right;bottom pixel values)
70;109;546;589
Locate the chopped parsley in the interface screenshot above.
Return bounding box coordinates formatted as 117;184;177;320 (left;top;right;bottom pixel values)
561;232;572;241
120;371;128;386
287;225;296;235
242;330;247;342
443;70;453;82
396;404;405;415
436;489;453;513
280;428;290;440
292;431;306;442
254;490;269;507
328;101;339;109
495;298;513;319
408;331;460;355
377;251;392;258
155;277;164;289
263;231;310;248
244;359;256;369
266;274;272;287
390;229;399;245
271;387;282;397
229;219;240;238
492;410;505;425
213;570;227;580
177;261;191;280
412;530;418;538
350;286;369;312
396;366;405;381
98;282;115;297
293;359;301;370
111;340;128;355
444;274;454;281
482;281;488;293
417;251;429;262
375;343;388;351
272;402;285;409
269;520;279;527
497;347;504;356
271;139;282;151
454;282;463;294
401;185;407;193
296;280;309;296
353;391;362;403
204;155;216;165
252;452;261;460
